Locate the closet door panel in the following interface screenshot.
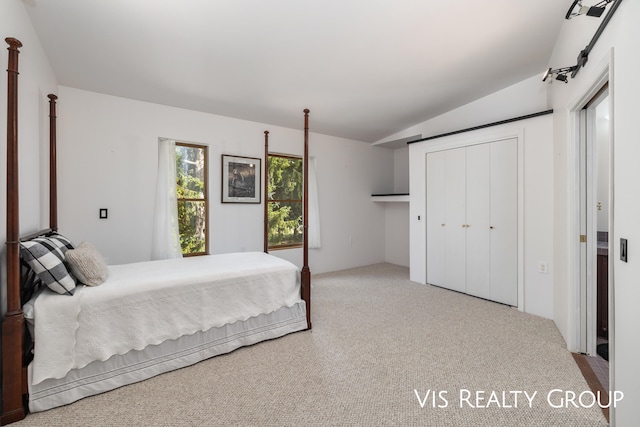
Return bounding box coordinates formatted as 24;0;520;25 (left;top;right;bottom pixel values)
426;151;446;287
465;144;491;300
490;138;518;306
443;147;466;293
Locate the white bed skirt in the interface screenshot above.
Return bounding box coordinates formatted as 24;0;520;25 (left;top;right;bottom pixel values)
28;301;307;412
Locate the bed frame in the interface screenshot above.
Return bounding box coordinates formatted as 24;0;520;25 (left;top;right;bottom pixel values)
1;38;312;424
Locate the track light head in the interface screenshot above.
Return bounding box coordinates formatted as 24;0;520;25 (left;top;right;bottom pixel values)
565;0;614;20
586;6;606;17
542;65;578;83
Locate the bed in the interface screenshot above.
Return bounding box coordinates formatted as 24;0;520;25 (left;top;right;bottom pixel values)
1;37;312;423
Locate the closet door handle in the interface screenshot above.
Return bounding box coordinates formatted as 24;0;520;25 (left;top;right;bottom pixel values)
490;226;494;229
441;224;446;227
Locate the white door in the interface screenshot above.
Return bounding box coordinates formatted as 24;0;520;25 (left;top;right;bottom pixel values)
465;143;491;300
443;147;466;293
489;138;518;306
426;151;446;287
426;140;518;305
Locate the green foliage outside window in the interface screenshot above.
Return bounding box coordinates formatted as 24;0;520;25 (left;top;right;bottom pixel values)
268;155;302;248
176;144;207;255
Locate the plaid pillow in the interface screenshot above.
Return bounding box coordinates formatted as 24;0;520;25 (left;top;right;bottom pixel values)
20;234;77;295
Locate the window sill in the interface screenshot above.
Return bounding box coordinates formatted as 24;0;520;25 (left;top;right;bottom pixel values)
268;244;303;251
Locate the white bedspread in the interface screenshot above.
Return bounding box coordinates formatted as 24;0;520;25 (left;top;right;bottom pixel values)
31;252;301;385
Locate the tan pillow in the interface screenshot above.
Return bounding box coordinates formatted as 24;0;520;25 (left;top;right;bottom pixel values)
65;241;108;286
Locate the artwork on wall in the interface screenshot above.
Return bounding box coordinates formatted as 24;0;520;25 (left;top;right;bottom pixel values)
221;155;261;203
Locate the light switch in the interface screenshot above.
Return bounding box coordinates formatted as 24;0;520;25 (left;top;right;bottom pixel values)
99;208;108;219
620;238;628;262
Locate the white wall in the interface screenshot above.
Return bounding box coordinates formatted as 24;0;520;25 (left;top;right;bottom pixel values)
378;146;410;268
376;75;549;145
384;203;409;267
57;86;392;274
547;1;640;424
0;0;58;315
409;114;554;319
393;146;409;193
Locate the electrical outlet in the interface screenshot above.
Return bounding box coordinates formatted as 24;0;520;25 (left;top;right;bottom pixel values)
538;261;548;274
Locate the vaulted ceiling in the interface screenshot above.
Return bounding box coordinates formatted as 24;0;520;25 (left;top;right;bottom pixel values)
24;0;567;142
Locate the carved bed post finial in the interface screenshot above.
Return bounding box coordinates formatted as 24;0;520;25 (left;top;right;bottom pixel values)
264;130;269;254
5;37;23;51
301;109;311;330
48;94;59;232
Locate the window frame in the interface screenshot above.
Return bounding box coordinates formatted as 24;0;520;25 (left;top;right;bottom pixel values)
267;153;303;251
176;141;209;257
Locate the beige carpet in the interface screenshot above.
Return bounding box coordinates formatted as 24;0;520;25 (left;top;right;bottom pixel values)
16;263;607;426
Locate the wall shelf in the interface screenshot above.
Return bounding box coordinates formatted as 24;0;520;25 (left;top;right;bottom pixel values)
371;193;409;203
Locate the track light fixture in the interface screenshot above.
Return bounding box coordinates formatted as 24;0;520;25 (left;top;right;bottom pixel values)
544;0;622;84
565;0;614;19
542;66;578;83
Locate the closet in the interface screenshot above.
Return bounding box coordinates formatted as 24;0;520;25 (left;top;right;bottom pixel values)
426;138;517;306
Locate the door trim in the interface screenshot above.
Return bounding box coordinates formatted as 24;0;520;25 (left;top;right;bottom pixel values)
566;47;615;422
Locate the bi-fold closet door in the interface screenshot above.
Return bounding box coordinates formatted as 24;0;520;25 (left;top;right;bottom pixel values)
426;138;517;306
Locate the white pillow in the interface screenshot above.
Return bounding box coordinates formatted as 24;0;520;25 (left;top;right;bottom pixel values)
65;241;108;286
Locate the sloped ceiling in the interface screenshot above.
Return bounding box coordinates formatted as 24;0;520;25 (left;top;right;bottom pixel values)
23;0;567;142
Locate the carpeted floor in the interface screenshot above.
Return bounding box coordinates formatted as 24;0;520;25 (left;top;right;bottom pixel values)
16;263;608;426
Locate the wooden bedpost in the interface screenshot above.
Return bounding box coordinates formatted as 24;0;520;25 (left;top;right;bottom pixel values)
301;109;312;330
263;131;269;254
2;37;27;425
48;94;58;232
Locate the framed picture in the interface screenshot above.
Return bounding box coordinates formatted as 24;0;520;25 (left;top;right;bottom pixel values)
221;155;261;203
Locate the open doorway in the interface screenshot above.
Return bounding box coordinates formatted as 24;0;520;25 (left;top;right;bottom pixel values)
577;82;611;390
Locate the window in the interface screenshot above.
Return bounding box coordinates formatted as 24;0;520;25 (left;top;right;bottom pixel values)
176;142;208;256
267;154;303;249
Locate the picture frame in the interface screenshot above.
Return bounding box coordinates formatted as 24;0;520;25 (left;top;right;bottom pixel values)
221;155;261;203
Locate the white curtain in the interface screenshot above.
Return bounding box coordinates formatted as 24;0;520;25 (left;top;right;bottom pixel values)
151;138;183;260
308;156;321;249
